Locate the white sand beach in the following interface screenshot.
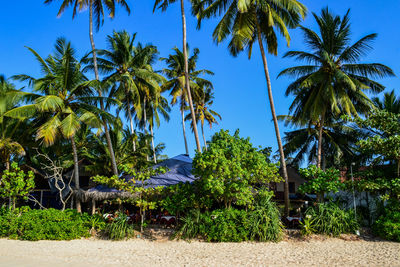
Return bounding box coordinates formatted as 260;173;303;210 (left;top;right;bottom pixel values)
0;238;398;267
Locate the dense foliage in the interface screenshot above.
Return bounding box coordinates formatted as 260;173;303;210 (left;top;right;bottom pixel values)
299;165;344;202
0;207;102;241
1;0;398;243
0;162;35;209
301;203;359;236
372;203;400;242
193;129;281;208
174;190;283;242
104;213;135;240
91;165;166;232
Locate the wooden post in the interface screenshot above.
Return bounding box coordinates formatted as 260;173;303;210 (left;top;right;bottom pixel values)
40;190;43;209
91;199;96;215
70;196;74;209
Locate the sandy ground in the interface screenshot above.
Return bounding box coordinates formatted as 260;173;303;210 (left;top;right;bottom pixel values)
0;238;398;267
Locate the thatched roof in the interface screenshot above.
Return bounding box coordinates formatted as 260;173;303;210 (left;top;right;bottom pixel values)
74;187;133;202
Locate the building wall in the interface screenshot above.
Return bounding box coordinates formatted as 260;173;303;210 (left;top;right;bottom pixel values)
276;166;306;193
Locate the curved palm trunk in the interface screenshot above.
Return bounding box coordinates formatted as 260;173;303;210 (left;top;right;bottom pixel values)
317;113;325;169
150;124;157;164
127;99;137;152
89;0;118;176
201;123;207;151
70;137;81;213
256;25;290;216
181;108;189;155
180;0;202;153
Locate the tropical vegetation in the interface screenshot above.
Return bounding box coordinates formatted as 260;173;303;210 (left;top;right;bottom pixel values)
0;1;399;243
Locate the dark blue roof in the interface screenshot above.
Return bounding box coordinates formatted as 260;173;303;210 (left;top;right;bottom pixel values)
126;154;197;188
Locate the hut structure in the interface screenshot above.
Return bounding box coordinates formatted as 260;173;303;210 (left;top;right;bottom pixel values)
75;154;196;214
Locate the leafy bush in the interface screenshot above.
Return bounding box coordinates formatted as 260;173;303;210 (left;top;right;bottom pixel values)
302;203;359;236
205;208;249;242
175;190;283;242
246;190;283;242
193;129;281;209
105;213;135;240
161;181;214;215
173;209;205;240
373;205;400;242
0;162;35;209
0;207;101;241
299;165;344;202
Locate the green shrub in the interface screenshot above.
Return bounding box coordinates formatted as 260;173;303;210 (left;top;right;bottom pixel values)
302;203;359;236
246;190;283;242
0;207;100;241
373;205;400;242
192;129;282;209
173;209;205;240
105;213;135;240
175;190;283;242
205;208;249;242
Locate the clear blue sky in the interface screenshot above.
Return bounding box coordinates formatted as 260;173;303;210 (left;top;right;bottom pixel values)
1;0;399;158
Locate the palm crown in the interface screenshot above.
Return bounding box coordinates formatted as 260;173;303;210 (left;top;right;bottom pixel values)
6;38;104;145
194;0;307;56
44;0;130;31
279;8;395;123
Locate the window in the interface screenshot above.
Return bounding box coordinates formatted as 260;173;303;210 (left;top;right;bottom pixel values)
289;182;295;194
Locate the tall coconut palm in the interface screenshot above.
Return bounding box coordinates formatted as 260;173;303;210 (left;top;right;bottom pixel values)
372;90;400;114
85;31;165;153
44;0;131;176
194;0;307;215
154;0;202;152
186;84;221;151
279;7;395;169
161;46;214;154
6;38;108;212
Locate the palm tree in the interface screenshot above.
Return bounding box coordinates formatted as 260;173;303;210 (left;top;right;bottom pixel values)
161;46;214;154
280;115;359;168
44;0;131;176
186;84;221;151
83;126;167;174
194;0;307;215
6;38;107;212
154;0;202;152
86;31;165;153
0;76;27;170
279;7;395;169
138;96;171;163
372;90;400;114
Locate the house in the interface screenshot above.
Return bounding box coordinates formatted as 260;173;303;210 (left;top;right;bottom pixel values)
272;166;306;200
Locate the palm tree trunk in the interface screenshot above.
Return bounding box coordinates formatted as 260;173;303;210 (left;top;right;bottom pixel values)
143;98;149;161
256;24;290;216
6;158;11;210
201;123;207;151
181;108;189;154
150;124;157;164
89;0;118;176
180;0;202;153
317;113;325;169
70;137;81;213
127;99;136;152
5;159;10;171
